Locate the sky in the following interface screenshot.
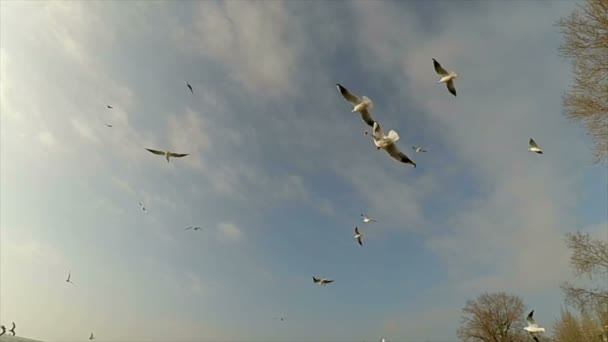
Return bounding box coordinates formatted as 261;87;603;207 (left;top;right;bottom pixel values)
0;1;607;341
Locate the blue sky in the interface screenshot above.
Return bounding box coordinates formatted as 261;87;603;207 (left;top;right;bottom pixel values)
1;1;607;341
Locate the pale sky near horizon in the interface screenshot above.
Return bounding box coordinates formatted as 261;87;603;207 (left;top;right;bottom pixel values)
1;1;607;341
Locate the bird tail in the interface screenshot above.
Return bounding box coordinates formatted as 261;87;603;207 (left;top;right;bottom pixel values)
387;130;400;142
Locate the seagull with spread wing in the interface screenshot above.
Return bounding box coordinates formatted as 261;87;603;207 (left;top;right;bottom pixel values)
412;146;427;153
312;276;334;286
139;202;148;214
107;105;113;109
89;333;95;340
528;138;543;154
371;121;416;168
8;322;16;336
66;271;76;286
354;226;363;246
186;82;193;94
432;58;458;97
336;83;376;127
145;148;189;163
361;214;377;224
185;226;203;231
0;325;5;336
524;310;546;342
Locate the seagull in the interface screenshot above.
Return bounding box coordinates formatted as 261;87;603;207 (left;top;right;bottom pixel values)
107;105;113;109
273;317;286;322
336;83;376;127
185;226;203;231
432;58;458;97
8;322;15;336
371;121;416;168
186;82;193;94
524;310;545;342
0;325;5;336
89;332;95;340
354;226;363;246
312;276;334;286
145;148;189;163
528;138;543;154
105;123;113;128
412;146;427;153
66;271;76;286
361;214;377;224
139;202;148;214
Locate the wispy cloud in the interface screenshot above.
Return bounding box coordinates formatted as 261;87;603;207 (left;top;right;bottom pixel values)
217;222;243;242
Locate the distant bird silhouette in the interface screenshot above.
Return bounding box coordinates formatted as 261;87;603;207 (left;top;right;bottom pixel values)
0;325;5;336
273;317;286;322
312;276;334;286
139;202;148;214
145;148;189;163
186;82;193;94
528;138;544;154
89;332;95;340
105;123;113;128
66;271;76;286
107;105;113;109
354;226;364;246
9;322;15;336
185;226;203;231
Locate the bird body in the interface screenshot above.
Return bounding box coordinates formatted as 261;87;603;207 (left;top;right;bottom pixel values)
312;276;334;285
371;122;416;167
528;138;544;154
361;214;377;223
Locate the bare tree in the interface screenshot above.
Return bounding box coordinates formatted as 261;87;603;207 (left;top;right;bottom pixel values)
560;231;608;311
557;0;608;163
552;306;608;342
457;292;529;342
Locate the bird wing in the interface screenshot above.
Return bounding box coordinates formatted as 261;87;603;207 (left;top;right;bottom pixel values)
357;236;363;246
355;226;360;235
433;58;449;76
336;83;361;106
529;138;540;149
168;152;189;158
446;79;457;96
527;310;537;326
359;108;376;127
324;279;334;284
185;227;192;230
386;144;417;167
313;276;320;283
145;148;166;156
372;121;385;141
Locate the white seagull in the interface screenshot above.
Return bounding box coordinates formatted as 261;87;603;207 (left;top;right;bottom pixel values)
412;146;427;153
528;138;544;154
89;333;95;340
312;276;334;286
524;310;545;342
145;148;189;163
372;121;416;168
139;202;148;214
432;58;458;97
354;226;363;246
361;214;377;224
336;83;376;127
66;271;76;286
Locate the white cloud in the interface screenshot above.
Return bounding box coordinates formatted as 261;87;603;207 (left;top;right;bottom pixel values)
217;222;242;241
71;118;101;144
37;131;56;147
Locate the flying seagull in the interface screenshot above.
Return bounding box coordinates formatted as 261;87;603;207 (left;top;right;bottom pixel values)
432;58;458;97
524;310;545;342
139;202;148;214
107;105;113;109
105;123;113;128
186;82;193;94
9;322;15;336
312;276;334;286
412;146;427;153
89;332;95;340
145;148;189;163
185;226;203;231
528;138;543;154
336;83;376;127
361;214;377;224
273;317;286;322
66;271;76;286
372;121;416;168
354;226;363;246
0;326;5;336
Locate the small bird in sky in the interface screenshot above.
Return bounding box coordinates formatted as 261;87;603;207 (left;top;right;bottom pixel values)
145;148;189;163
9;322;16;336
273;317;286;322
105;123;113;128
312;276;334;286
185;226;203;231
412;146;427;153
0;325;5;336
528;138;544;154
107;105;113;109
66;271;76;286
432;58;458;97
354;226;364;246
186;82;193;94
89;332;95;340
139;202;148;214
361;214;377;224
